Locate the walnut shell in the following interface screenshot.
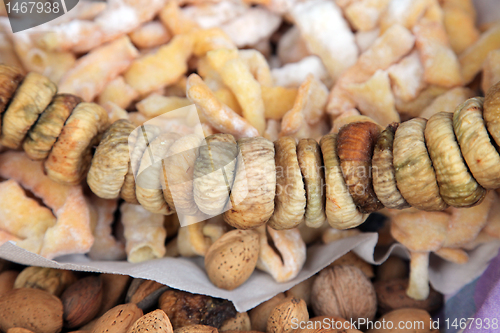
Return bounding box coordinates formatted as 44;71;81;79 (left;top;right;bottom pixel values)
268;136;306;230
425;111;486;207
14;267;76;297
23;94;81;161
87;119;135;199
328;252;374;278
224;137;276;229
337;122;383;213
1;72;57;149
311;266;376;322
267;296;309;333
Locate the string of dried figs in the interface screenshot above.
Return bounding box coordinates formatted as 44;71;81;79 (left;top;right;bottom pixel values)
2;64;500;233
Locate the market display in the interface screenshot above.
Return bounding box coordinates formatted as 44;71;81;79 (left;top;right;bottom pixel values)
0;0;500;322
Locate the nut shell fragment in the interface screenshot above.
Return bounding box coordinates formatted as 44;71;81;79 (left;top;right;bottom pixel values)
372;123;410;209
393;118;448;211
453;97;500;189
425;112;486;207
88;119;136;199
224;137;276;229
45;102;108;185
23;94;81;160
193;134;238;216
1;72;57;149
268;137;306;230
297;139;326;228
337;122;383;213
320;134;366;229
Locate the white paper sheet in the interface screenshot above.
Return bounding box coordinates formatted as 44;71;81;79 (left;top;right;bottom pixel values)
1;235;498;312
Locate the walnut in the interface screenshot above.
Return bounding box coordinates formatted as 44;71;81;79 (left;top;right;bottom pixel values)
158;290;237;330
311;265;376;322
14;267;76;297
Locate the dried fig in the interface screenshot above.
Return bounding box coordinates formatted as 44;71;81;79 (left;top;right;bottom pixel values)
45;102;108;185
1;72;57;149
297;139;326;228
320;134;366;229
453;97;500;189
87;119;136;199
484;80;500;147
337;121;383;213
224;137;276;229
425;112;486;207
136;132;179;214
372;123;410;209
193;134;238;216
23;94;81;160
393;118;448;211
268;136;306;230
162;134;204;216
374;278;443;314
0;65;24;129
158;290;237;329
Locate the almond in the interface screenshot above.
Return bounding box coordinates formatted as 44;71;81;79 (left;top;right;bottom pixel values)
0;288;63;333
0;270;19;297
220;312;251;331
91;304;143;333
173;325;218;333
126;279;169;310
267;296;309;333
61;276;103;329
97;274;131;316
7;328;35;333
204;229;260;290
126;309;173;333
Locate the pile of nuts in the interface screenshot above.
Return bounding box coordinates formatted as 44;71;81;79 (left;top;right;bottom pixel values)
0;252;444;333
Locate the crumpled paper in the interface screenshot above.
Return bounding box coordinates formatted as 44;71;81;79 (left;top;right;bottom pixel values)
0;0;499;314
1;234;499;312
